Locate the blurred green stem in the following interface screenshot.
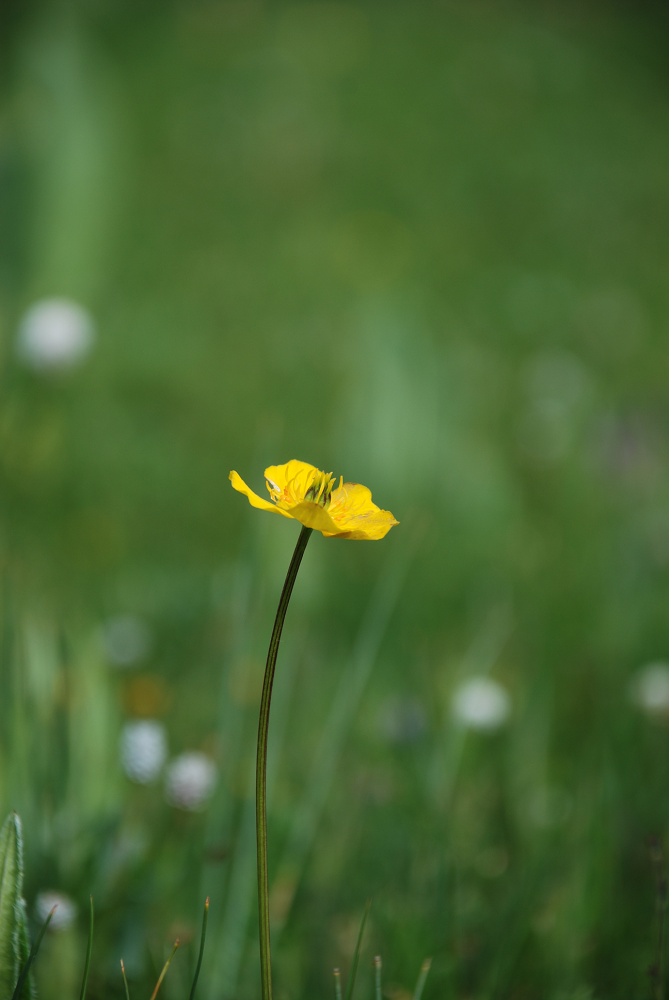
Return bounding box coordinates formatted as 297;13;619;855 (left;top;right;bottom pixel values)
256;525;313;1000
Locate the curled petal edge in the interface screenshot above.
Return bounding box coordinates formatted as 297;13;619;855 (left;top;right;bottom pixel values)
229;470;292;518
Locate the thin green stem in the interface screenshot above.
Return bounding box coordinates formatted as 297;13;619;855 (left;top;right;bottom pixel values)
256;525;313;1000
188;897;209;1000
77;896;94;1000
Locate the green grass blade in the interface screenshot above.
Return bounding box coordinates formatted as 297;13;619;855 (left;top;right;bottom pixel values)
120;960;130;1000
188;898;209;1000
149;939;180;1000
11;905;55;1000
77;896;94;1000
0;813;24;998
344;899;371;1000
373;955;382;1000
15;901;33;1000
412;958;431;1000
333;967;343;1000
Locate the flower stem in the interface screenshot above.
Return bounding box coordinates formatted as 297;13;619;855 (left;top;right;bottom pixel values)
256;525;313;1000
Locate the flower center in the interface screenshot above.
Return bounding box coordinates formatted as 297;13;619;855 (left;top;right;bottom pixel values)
304;471;336;507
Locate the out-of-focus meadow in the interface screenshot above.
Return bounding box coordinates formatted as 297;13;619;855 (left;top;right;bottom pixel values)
0;1;667;998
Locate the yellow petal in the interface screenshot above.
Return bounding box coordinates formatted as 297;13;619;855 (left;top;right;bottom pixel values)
325;509;399;540
229;470;292;517
264;461;319;503
281;500;344;534
231;463;399;540
326;482;399;540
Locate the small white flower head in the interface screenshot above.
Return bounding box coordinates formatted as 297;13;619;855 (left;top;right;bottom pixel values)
120;720;168;784
16;298;95;372
165;752;217;811
629;662;668;717
101;615;153;667
35;891;77;931
451;677;511;731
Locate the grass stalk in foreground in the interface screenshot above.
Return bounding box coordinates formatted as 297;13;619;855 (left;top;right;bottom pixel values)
256;525;313;1000
11;907;54;1000
344;898;371;1000
188;897;209;1000
120;960;130;1000
412;958;432;1000
77;896;94;1000
374;955;382;1000
149;939;180;1000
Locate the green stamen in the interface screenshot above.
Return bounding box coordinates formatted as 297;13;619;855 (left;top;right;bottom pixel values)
304;472;335;506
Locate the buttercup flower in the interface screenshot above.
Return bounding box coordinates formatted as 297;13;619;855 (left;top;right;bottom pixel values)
231;460;397;1000
229;460;398;540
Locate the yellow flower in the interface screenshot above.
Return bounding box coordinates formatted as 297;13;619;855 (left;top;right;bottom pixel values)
229;460;399;540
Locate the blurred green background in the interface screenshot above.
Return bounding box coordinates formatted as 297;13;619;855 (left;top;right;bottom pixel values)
0;1;667;998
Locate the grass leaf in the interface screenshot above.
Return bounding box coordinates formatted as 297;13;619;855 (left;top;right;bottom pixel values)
78;896;94;1000
412;958;431;1000
333;967;343;1000
120;960;130;1000
344;899;371;1000
11;904;55;1000
0;813;25;998
149;939;180;1000
188;898;209;1000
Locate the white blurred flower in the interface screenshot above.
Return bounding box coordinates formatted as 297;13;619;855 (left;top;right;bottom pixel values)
16;298;95;372
35;891;77;931
101;615;153;667
629;662;668;717
120;720;168;783
451;677;511;731
165;752;217;811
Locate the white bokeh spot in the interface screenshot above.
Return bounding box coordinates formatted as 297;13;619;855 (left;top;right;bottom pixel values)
120;720;168;784
35;891;78;931
16;298;95;372
451;676;511;731
165;752;217;811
